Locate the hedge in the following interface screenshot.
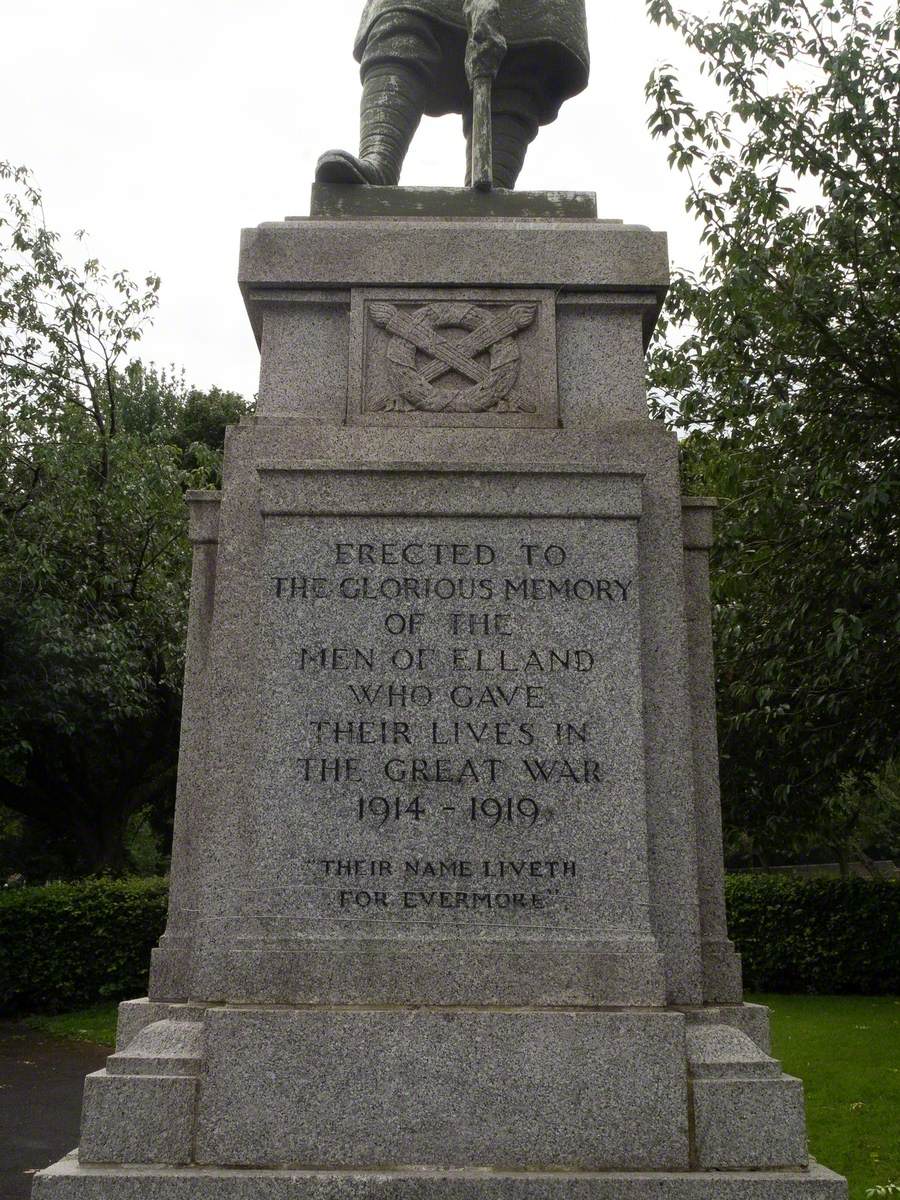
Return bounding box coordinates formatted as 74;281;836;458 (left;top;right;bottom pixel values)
725;873;900;995
1;874;897;1015
0;877;168;1016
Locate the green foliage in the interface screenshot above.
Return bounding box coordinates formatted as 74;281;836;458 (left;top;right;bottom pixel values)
0;165;249;876
726;874;900;994
0;802;74;880
174;386;247;486
812;758;900;878
644;1;900;858
108;361;247;486
0;877;167;1015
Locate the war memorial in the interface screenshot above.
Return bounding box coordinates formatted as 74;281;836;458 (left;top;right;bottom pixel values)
34;1;848;1196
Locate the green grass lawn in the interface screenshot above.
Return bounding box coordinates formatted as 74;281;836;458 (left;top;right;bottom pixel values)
25;1003;118;1045
749;994;900;1199
26;994;900;1198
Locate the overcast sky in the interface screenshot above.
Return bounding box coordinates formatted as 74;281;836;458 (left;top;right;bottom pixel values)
2;0;721;399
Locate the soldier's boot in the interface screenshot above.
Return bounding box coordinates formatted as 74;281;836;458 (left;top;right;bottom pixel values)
464;111;538;190
316;66;425;186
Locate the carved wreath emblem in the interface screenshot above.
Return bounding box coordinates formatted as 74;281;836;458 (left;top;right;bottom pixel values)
368;301;538;414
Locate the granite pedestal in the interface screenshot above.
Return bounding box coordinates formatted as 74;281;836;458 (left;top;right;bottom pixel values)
33;188;847;1199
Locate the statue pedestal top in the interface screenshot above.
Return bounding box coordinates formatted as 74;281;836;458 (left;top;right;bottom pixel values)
307;182;598;219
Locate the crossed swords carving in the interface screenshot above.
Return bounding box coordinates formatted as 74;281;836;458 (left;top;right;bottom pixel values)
369;301;537;386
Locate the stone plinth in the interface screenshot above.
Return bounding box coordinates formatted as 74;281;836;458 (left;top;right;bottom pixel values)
34;195;846;1199
38;1157;849;1199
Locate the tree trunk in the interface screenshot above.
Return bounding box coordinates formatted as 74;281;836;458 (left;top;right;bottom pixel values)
834;844;851;881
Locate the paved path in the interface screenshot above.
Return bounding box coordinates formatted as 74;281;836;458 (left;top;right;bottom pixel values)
0;1023;108;1200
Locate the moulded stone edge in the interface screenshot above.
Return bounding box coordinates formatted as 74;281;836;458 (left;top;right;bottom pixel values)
34;1155;849;1198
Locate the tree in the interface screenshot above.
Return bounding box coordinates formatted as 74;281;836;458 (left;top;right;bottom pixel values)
812;756;900;878
644;0;899;860
0;164;247;875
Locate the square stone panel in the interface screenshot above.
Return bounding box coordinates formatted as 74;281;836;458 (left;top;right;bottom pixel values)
349;288;558;428
194;1009;689;1171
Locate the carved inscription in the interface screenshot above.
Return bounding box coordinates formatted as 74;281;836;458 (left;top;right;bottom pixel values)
261;518;647;934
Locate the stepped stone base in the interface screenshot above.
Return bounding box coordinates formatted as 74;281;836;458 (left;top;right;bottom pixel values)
36;1156;848;1200
35;999;848;1197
